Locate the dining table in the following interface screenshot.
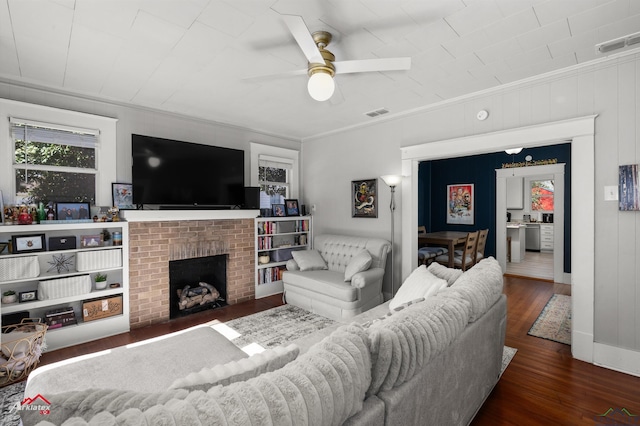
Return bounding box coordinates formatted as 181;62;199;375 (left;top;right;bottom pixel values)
418;231;469;268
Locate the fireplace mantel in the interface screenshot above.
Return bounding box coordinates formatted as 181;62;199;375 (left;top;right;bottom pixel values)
122;209;259;222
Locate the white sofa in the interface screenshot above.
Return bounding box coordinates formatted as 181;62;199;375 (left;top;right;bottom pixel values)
21;257;507;426
282;234;391;321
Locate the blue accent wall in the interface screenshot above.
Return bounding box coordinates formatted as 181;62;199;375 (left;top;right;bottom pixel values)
418;143;571;273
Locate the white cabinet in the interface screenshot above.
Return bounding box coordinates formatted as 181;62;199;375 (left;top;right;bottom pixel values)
540;224;554;252
0;222;129;350
506;177;524;209
255;216;311;299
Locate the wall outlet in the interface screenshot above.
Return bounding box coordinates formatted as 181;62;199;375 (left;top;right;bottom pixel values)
311;204;317;212
604;185;618;201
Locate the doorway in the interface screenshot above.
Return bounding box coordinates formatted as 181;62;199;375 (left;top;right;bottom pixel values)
498;164;566;283
401;115;596;364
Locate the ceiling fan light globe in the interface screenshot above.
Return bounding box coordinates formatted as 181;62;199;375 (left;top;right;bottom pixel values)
308;72;335;101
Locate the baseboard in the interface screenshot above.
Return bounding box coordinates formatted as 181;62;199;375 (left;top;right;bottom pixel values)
593;342;640;377
571;330;594;363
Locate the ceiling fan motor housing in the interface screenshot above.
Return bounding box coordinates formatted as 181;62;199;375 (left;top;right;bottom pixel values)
308;31;335;78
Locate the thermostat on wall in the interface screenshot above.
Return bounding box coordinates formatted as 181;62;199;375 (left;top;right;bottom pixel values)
476;110;489;121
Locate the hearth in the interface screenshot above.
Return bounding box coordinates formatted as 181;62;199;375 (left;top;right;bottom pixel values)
169;254;227;319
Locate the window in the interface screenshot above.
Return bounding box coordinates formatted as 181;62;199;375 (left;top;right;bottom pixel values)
250;143;299;210
0;99;116;207
11;119;99;204
258;155;292;209
531;179;554;211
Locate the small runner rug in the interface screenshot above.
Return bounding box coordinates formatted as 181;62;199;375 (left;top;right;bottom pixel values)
528;294;572;345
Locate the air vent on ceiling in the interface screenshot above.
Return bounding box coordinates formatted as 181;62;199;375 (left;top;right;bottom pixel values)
365;108;389;118
596;31;640;55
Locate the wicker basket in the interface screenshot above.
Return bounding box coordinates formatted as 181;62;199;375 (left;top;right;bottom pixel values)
38;274;91;300
76;249;122;272
0;256;40;282
0;319;47;387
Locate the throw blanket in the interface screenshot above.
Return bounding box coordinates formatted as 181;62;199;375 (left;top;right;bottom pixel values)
27;325;371;426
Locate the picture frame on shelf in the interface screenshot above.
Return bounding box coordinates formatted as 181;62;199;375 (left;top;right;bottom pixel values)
0;189;4;224
272;204;285;217
284;199;300;216
112;183;134;209
56;202;91;220
19;290;37;303
446;184;474;225
352;179;377;218
11;234;46;253
80;234;103;248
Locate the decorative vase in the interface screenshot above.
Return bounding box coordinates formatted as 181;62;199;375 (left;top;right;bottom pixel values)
95;280;107;290
2;294;17;304
258;254;270;264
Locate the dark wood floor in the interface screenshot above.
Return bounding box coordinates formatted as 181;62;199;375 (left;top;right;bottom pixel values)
37;277;640;425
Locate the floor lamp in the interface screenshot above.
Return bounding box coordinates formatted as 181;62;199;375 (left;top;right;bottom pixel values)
381;174;402;296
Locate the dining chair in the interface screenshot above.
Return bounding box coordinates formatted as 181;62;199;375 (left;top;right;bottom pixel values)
474;229;489;263
435;230;479;271
417;226;448;265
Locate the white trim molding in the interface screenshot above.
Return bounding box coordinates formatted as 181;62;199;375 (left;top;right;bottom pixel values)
401;115;598;366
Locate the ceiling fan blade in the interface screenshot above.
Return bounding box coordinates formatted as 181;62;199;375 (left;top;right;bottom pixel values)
282;14;324;64
242;68;307;81
334;57;411;74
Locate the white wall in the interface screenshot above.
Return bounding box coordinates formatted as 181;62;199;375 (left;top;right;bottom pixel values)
303;51;640;360
0;82;300;188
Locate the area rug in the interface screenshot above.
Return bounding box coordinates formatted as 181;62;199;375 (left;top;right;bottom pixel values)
219;304;337;351
501;346;517;377
0;380;25;426
528;294;571;345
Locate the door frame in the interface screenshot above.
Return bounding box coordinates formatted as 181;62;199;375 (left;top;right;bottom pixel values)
496;164;565;284
400;115;596;364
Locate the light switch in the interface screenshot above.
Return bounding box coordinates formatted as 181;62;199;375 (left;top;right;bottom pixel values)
604;186;618;201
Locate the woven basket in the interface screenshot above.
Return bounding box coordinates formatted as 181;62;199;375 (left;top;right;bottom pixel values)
0;256;40;282
38;274;91;300
76;249;122;272
0;319;47;387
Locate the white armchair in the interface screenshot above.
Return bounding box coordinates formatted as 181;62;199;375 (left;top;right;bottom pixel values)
282;234;391;321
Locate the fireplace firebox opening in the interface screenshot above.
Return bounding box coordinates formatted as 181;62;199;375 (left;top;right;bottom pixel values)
169;254;227;319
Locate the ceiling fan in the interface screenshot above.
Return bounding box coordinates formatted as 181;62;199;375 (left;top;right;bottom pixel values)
255;15;412;102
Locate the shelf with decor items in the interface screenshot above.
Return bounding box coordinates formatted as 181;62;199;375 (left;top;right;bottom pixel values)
0;221;129;351
255;216;311;299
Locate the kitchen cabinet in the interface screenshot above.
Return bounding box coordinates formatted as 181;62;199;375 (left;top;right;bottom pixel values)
540;224;554;252
506;177;524;209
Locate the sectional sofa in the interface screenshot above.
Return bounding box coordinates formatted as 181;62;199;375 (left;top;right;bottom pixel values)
21;257;506;426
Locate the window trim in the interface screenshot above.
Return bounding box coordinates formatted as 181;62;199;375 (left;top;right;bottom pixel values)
0;99;117;206
250;143;299;199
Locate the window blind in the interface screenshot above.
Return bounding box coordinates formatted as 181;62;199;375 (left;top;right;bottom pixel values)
10;117;99;149
258;154;293;170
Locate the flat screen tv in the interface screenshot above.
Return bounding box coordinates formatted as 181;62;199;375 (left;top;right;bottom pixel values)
132;134;245;208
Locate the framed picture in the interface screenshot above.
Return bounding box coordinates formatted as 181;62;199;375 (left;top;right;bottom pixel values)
112;183;134;209
0;190;4;224
19;290;38;303
272;204;285;217
80;235;103;248
11;234;46;253
352;179;377;218
284;199;300;216
447;184;474;225
56;202;91;220
619;164;639;211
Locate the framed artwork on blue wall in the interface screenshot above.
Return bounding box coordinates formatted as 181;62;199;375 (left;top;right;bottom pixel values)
446;184;474;225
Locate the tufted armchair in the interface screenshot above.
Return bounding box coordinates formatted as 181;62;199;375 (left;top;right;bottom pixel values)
282;234;391;321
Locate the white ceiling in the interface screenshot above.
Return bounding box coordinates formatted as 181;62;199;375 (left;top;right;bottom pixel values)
1;0;639;140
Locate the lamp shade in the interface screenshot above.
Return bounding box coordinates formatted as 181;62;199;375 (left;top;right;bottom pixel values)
307;72;335;101
505;148;523;155
381;174;402;187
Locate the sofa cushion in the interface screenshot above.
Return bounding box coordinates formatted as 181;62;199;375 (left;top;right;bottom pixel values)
284;270;359;302
24;326;247;397
389;265;447;310
344;250;373;282
28;324;372;426
438;257;504;322
169;344;300;391
291;249;328;271
427;262;464;286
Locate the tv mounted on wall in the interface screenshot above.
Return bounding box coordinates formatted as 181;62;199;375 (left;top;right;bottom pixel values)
132;134;245;208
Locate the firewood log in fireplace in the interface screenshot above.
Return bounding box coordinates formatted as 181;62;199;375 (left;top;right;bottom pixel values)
177;282;220;310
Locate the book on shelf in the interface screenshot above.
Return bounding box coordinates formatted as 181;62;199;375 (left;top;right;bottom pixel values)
44;306;77;329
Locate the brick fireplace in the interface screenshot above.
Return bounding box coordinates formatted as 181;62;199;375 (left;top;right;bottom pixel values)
127;218;255;328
